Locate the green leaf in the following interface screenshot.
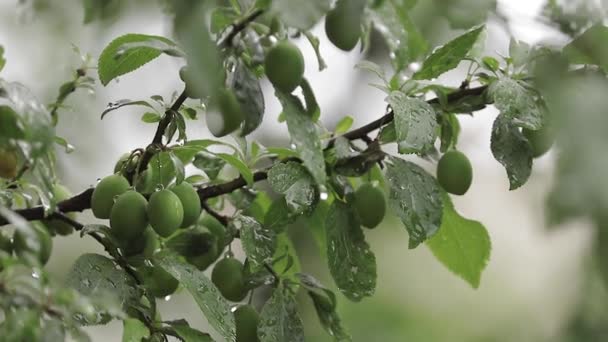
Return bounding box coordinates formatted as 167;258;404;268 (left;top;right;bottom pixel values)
335;116;354;134
563;24;608;72
300;78;320;121
0;45;5;72
101;99;154;119
276;92;326;185
271;0;330;30
65;254;139;323
306;199;330;258
169;151;186;185
122;318;150;342
371;1;428;71
233;215;276;269
168;321;214;342
215;153;254;185
439;113;460;153
258;284;305;342
509;38;531;68
413;26;485;80
326;201;377;301
388;91;438;154
267;162;318;215
230;61;265;136
386;157;443;248
427;193;491;288
488;78;543;130
0;105;25;141
273;233;301;281
481;56;499;72
141;112;161;123
490;114;533;190
192;152;226;180
264;197;297;233
98;34;178;86
155;252;235;341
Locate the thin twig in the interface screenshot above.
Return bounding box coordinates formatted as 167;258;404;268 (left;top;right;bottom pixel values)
218;9;264;48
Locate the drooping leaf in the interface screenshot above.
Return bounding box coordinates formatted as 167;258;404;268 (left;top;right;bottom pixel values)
122;318;150;342
386;157;443;248
258;284;305;342
326;201;376;301
98;34;178;86
488;77;543;130
427;193;491;288
230;61;265;136
413;26;485;80
490;114;533;190
155;252;235;341
275;92;326;184
388;91;438;154
271;0;331;30
233;215;276;269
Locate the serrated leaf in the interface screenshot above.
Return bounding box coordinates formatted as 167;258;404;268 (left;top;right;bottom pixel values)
388;91;438;154
271;0;330;30
122;318;150;342
371;1;428;71
490;114;533;190
98;34;177;86
326;201;376;301
65;254;139;323
276;92;326;185
155;252;235;342
386;157;443;248
488;78;543;130
427;193;491;288
267;162;317;215
233;215;276;269
230;61;265;136
258;284;304;342
413;26;485;80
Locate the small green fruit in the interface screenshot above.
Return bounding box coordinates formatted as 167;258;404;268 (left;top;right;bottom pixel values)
0;147;18;179
139;265;179;298
234;305;260;342
211;258;247;302
148;189;184;237
91;175;130;219
523;126;554;158
45;184;76;236
325;0;364;51
110;191;149;241
354;183;386;229
170;182;202;228
13;222;52;265
437;150;473;196
121;227;158;258
264;41;305;93
207;89;244;137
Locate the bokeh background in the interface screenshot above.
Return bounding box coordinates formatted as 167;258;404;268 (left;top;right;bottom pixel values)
1;0;605;341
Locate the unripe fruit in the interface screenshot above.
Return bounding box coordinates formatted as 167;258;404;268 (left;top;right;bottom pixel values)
234;305;260;342
114;153;139;175
46;184;76;235
437;150;473;196
179;66;201;99
264;42;305;93
170;182;202;228
139;265;179;298
148;189;184;237
207;89;245;137
121;227;158;258
110;191;148;241
0;147;18;179
211;258;247;302
91;175;130;219
325;0;364;51
523;126;554;158
167;228;217;258
13;222;52;265
354;183;386;229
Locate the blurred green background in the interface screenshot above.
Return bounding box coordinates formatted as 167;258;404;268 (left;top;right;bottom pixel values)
1;0;605;341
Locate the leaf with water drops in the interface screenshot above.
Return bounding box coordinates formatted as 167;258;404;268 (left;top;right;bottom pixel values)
155;251;235;342
276;92;327;185
267;161;318;215
122;318;150;342
65;253;139;325
388;91;438;154
230;60;265;136
98;33;178;86
386;157;443;248
488;77;543;130
427;192;491;288
233;215;276;270
413;26;485;80
326;201;377;302
258;284;305;342
490;114;533;190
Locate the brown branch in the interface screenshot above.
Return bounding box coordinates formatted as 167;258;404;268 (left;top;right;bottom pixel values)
201;201;229;227
0;85;489;227
219;9;264;48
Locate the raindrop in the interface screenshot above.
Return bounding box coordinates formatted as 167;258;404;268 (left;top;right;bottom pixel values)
31;271;40;279
408;62;421;72
164;295;172;301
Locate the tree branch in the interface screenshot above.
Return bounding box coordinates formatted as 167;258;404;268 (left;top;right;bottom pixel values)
0;85;489;227
218;9;264;48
